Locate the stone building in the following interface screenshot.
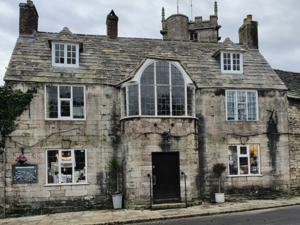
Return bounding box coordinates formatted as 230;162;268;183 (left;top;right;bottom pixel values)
275;70;300;194
0;0;291;217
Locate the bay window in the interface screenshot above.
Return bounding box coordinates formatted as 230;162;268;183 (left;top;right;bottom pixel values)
45;85;85;120
46;149;87;185
121;60;195;118
228;145;260;176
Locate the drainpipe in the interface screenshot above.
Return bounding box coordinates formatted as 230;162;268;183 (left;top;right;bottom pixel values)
2;148;5;218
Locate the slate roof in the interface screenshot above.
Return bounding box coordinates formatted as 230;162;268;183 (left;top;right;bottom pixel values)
4;28;287;90
275;69;300;99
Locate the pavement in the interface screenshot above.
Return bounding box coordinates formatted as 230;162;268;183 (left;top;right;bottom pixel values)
1;197;300;225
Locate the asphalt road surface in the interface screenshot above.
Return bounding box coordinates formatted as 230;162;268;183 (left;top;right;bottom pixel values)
136;205;300;225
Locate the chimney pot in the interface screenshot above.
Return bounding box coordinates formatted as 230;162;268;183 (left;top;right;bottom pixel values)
27;1;33;4
247;14;252;21
244;18;247;23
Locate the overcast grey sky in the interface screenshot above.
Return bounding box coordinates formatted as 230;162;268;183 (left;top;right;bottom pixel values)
1;0;299;86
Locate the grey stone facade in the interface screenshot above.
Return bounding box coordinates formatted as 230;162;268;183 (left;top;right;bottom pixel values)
0;0;295;218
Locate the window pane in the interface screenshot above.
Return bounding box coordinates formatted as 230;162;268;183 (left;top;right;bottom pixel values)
61;162;73;184
60;86;71;98
46;86;58;118
187;86;194;116
228;146;238;175
240;146;247;154
128;85;139;116
141;84;155;115
156;61;169;84
55;44;59;51
239;157;249;174
157;86;170;115
249;145;259;174
141;63;154;85
75;150;86;183
247;92;257;120
61;151;72;161
47;150;59;184
171;65;184;86
172;86;185;116
237;91;246;102
227;91;236;120
73;87;84;119
61;100;71;117
238;103;246;120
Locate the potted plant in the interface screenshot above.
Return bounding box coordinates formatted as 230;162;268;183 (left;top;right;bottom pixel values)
15;155;28;165
213;163;226;203
107;156;123;209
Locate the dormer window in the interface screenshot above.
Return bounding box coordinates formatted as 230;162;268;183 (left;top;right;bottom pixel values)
52;42;79;68
121;60;195;118
220;52;243;74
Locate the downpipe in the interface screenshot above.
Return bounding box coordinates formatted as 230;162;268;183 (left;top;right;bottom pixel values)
2;148;5;218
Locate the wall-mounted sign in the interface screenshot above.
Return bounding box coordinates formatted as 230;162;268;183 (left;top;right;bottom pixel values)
12;165;38;183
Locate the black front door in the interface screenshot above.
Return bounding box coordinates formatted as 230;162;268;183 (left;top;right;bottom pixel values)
152;152;180;204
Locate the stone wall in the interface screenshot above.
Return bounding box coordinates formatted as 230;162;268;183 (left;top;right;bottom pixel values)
197;88;290;201
0;82;122;217
122;118;200;208
287;98;300;194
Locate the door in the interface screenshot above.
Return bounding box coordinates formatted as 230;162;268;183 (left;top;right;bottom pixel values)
152;152;180;203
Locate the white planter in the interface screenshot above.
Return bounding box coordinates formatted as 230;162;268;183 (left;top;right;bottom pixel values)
112;194;123;209
215;193;225;203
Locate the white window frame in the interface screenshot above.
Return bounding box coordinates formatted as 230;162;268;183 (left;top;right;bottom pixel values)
227;145;261;177
44;85;86;121
51;42;79;68
121;59;196;118
221;51;243;74
45;149;88;186
225;90;258;121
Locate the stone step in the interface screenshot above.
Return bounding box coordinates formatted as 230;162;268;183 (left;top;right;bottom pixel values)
151;203;186;210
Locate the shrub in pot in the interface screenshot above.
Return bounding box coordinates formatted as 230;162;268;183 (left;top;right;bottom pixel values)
107;156;123;209
213;163;226;203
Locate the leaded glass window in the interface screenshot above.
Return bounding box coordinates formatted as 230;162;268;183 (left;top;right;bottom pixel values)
121;61;195;117
226;90;257;121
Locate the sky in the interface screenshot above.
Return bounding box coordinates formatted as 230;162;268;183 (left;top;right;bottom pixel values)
0;0;299;86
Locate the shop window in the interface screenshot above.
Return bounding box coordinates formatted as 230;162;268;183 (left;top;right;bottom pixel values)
121;60;195;118
226;90;258;121
228;145;260;176
45;85;85;120
46;149;87;185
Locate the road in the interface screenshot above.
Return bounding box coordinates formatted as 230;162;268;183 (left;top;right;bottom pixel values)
135;205;300;225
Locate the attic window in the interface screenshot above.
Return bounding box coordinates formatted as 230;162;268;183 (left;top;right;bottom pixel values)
220;52;243;74
52;42;79;68
121;60;195;118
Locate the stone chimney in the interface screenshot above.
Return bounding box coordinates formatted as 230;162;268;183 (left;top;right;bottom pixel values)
239;14;258;49
106;10;118;41
19;0;39;36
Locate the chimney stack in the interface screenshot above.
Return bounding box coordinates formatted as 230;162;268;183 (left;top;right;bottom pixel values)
19;0;39;36
239;14;258;49
106;10;118;41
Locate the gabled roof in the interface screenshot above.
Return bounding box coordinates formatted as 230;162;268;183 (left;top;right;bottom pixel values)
4;30;287;90
275;69;300;99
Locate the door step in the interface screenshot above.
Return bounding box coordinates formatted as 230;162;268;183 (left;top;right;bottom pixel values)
151;203;186;210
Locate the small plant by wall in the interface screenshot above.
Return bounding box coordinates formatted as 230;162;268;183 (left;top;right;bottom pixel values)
0;86;37;148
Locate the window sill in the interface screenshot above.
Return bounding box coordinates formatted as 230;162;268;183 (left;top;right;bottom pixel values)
227;174;263;177
120;115;198;121
44;183;89;186
51;66;79;69
45;118;86;121
226;120;259;122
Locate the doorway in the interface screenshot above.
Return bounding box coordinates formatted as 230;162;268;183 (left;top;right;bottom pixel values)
152;152;180;204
